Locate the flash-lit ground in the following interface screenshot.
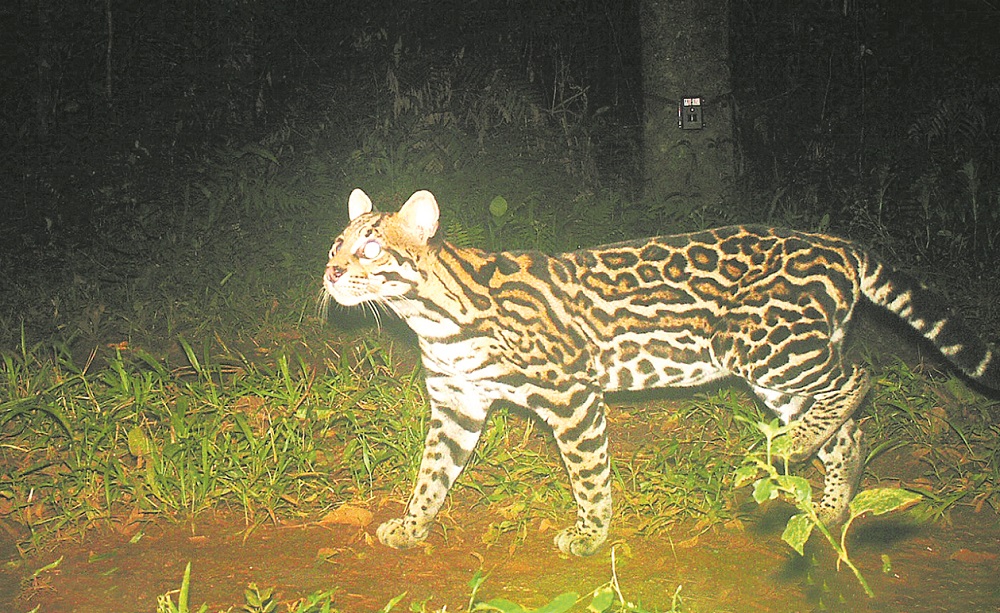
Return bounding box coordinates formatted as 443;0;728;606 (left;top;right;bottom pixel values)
6;445;999;613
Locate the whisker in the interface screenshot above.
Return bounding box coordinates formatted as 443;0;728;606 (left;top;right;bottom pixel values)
316;287;331;320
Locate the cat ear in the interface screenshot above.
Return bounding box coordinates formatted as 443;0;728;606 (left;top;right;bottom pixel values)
348;188;373;221
397;190;440;243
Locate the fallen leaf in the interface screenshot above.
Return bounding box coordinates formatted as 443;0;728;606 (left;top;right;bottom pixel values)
949;548;999;564
234;395;266;413
677;534;701;549
320;505;373;527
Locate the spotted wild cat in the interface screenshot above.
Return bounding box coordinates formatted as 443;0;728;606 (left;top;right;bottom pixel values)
322;189;999;556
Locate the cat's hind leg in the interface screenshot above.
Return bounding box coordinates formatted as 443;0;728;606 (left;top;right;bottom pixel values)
751;362;871;525
815;417;866;524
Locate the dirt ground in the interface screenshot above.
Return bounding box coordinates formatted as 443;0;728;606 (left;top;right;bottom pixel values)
3;495;999;613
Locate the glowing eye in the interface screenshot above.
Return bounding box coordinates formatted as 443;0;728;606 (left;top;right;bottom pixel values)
361;241;382;260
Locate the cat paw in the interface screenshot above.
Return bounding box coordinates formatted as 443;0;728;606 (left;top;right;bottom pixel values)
554;525;607;557
376;517;429;549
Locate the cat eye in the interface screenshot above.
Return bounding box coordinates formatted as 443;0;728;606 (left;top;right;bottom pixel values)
360;240;382;260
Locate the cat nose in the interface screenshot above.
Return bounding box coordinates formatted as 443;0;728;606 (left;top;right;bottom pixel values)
325;266;345;283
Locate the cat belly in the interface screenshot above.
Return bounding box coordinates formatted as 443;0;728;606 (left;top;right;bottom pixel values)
604;359;728;391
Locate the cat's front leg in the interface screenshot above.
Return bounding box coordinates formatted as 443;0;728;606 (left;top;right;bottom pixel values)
377;385;488;550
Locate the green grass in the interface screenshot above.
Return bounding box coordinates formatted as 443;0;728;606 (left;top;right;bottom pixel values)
860;357;1000;522
611;388;765;534
0;330;426;551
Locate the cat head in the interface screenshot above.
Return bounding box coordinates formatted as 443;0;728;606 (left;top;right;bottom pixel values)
323;189;440;307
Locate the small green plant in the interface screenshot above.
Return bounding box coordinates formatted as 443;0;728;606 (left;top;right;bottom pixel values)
734;418;922;597
156;562;209;613
155;566;339;613
240;582;338;613
240;583;279;613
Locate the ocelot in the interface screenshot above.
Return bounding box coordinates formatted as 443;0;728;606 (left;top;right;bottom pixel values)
322;189;999;557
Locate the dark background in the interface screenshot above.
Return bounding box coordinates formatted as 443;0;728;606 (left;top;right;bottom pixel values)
2;0;999;347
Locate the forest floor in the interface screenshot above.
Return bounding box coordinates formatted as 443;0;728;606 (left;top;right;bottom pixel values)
3;473;999;613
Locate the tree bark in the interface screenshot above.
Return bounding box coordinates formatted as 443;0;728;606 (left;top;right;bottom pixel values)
640;0;735;219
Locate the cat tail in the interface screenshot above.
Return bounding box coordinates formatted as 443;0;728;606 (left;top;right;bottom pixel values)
858;255;1000;392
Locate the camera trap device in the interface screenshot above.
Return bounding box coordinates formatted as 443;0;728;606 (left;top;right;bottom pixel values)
678;96;704;130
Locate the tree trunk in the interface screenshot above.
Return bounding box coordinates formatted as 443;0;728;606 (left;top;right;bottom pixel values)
640;0;735;220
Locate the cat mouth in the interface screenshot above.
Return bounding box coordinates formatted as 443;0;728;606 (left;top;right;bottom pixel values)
325;287;364;307
323;272;361;306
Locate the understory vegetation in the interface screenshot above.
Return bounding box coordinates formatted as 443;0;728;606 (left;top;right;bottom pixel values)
3;1;1000;610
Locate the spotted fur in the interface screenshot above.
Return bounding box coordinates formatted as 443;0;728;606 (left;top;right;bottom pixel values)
323;189;999;556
